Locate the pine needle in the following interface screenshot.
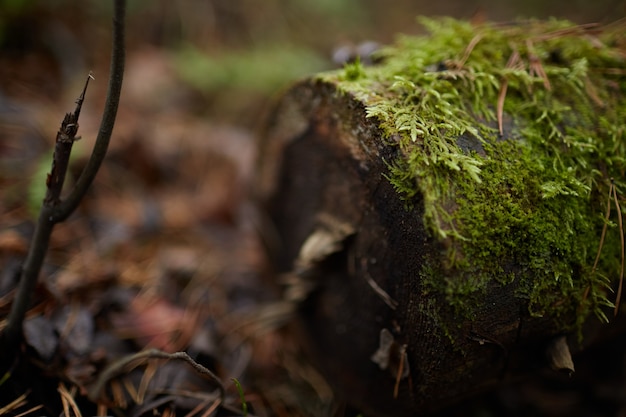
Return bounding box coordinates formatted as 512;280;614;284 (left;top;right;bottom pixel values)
592;182;613;273
590;179;624;317
458;34;483;68
58;383;82;417
393;344;407;399
612;180;625;316
497;80;508;136
497;50;521;136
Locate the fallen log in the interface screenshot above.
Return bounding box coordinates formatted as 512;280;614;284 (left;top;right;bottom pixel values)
254;18;626;416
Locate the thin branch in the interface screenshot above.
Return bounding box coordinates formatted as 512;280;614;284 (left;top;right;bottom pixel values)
0;0;126;374
45;73;93;206
1;73;95;365
54;0;126;222
0;209;55;373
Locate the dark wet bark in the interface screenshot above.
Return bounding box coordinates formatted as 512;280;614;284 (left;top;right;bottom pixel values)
254;78;617;416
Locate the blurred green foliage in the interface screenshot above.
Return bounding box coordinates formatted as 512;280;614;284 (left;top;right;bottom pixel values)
27;142;84;219
0;0;33;43
175;44;328;94
0;0;34;13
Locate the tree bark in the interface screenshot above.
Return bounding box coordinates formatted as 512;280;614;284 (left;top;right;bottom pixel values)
253;20;625;415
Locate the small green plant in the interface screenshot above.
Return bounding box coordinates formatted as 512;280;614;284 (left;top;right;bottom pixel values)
342;57;366;81
231;378;248;416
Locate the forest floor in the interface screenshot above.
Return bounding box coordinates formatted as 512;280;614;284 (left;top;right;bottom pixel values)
1;2;626;416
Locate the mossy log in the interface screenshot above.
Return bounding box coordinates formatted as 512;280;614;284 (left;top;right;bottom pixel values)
254;19;626;416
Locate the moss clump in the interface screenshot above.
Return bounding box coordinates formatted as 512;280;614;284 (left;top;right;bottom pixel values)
318;17;626;329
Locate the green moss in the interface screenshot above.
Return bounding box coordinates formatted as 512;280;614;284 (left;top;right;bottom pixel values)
342;58;366;81
318;17;626;330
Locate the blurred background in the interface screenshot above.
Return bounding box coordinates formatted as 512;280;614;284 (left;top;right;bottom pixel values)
1;0;625;127
2;0;624;204
1;1;625;416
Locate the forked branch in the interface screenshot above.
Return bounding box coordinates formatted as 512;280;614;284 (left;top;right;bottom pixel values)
0;0;126;373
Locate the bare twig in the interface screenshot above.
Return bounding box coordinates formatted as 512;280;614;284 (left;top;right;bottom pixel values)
88;349;226;406
0;0;126;374
45;73;93;206
55;0;126;222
